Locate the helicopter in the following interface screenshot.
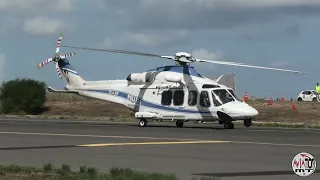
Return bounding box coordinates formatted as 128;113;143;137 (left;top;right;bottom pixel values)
37;34;311;129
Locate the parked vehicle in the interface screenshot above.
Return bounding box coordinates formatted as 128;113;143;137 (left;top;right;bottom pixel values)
297;90;319;102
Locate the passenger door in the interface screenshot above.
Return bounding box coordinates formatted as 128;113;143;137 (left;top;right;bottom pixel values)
301;91;312;101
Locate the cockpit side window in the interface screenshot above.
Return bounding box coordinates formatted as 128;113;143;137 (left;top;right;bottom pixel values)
211;92;222;106
211;89;235;105
227;89;242;101
200;91;210;107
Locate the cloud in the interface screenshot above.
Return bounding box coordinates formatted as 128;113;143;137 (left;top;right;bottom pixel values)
242;24;300;41
124;30;188;46
191;48;222;60
0;53;5;81
104;0;320;31
191;48;223;69
23;17;68;36
98;30;189;48
0;0;75;14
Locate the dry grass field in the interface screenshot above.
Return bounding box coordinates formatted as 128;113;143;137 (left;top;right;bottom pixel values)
41;92;320;127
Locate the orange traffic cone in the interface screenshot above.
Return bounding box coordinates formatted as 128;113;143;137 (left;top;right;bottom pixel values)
281;93;285;102
292;101;296;110
268;95;273;105
244;92;248;102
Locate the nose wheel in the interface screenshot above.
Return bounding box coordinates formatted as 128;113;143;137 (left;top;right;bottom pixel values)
244;119;252;127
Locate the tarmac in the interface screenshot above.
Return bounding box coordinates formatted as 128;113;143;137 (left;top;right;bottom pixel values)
0;118;319;180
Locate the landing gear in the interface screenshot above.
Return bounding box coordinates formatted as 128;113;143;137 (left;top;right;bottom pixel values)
139;118;147;127
176;121;184;128
223;121;234;129
217;111;235;129
244;119;252;127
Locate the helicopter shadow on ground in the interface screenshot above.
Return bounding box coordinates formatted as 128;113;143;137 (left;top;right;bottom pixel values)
134;123;226;130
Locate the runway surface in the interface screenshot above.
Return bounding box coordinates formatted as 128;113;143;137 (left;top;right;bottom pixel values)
0;118;319;180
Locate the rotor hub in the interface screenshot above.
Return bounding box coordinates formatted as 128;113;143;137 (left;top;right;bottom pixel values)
175;52;194;63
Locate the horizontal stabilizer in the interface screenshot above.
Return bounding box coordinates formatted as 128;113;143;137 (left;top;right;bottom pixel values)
46;86;78;93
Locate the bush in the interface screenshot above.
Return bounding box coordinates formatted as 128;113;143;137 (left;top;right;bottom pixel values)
0;78;47;115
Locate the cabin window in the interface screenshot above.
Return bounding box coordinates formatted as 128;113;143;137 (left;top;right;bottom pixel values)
173;90;184;106
202;84;220;88
200;91;210;107
161;90;172;105
188;91;197;106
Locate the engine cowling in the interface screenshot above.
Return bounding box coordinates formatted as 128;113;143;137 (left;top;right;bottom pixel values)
126;72;148;83
164;74;182;82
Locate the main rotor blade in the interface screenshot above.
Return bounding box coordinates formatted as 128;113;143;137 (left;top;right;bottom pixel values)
60;52;76;59
38;57;53;68
197;59;312;74
56;34;63;54
59;45;164;58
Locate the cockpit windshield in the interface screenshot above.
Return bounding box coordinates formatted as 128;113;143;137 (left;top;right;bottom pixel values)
211;89;239;106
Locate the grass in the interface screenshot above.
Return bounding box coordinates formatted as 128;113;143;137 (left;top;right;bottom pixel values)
46;92;89;101
0;163;218;180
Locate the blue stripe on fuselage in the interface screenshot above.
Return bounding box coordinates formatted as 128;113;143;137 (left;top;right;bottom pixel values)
61;68;79;75
83;89;211;114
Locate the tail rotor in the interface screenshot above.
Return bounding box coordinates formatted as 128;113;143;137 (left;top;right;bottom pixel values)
37;33;76;79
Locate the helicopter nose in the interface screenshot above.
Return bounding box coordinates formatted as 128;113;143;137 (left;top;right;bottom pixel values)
245;106;259;117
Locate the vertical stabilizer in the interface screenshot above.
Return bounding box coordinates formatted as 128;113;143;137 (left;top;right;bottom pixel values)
58;58;85;88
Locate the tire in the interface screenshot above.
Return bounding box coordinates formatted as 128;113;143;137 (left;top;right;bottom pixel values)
224;122;234;129
244;119;252;127
297;97;302;101
313;97;317;101
176;121;184;128
139;119;147;127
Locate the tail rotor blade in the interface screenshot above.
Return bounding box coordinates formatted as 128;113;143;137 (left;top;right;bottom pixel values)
56;33;63;54
37;58;53;68
55;62;62;79
60;52;76;59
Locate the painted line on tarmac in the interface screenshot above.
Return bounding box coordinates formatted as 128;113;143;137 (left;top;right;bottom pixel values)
0;131;199;141
228;141;320;148
193;169;320;177
249;129;320;134
77;140;320;148
0;140;229;151
77;140;230;147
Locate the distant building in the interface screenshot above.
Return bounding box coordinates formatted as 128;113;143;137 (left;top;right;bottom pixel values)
210;73;236;90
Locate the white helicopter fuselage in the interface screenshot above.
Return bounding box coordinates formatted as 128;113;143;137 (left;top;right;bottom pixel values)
55;59;258;128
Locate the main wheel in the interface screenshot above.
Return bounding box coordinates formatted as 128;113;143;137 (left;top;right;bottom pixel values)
224;122;234;129
244;119;252;127
139;119;147;127
176;121;184;128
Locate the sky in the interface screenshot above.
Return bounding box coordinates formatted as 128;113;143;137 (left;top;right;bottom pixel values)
1;0;320;99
